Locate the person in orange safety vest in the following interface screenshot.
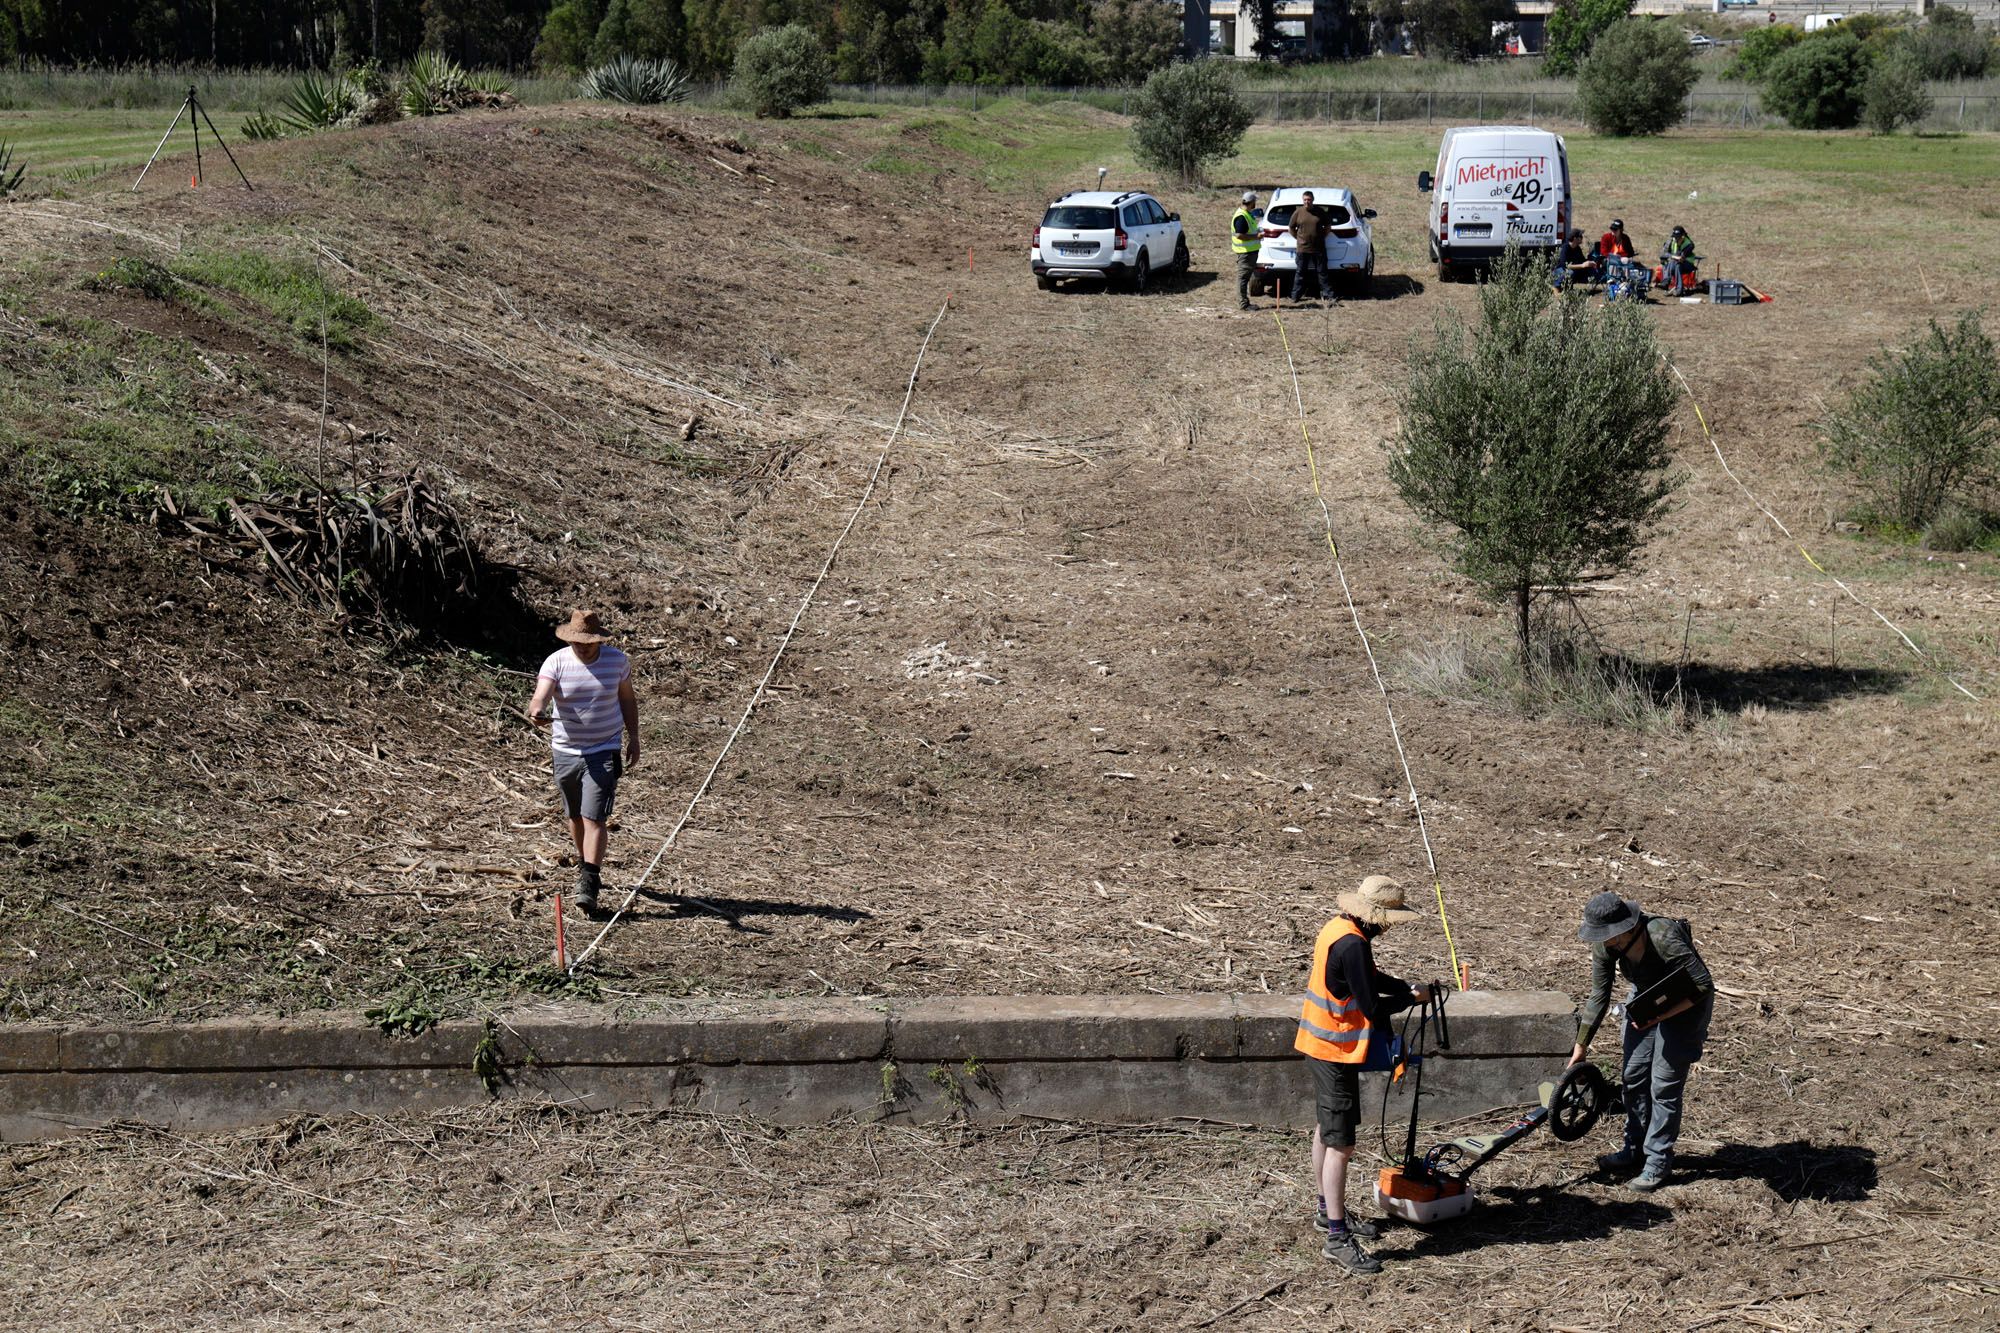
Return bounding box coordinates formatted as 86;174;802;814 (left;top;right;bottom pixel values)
1296;875;1431;1275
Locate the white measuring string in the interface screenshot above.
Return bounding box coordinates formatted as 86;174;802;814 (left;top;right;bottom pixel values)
1271;310;1465;985
1668;362;1980;703
567;294;955;973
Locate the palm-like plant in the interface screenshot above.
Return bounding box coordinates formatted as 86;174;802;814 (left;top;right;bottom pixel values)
402;50;469;117
0;139;25;196
281;71;361;133
579;56;692;106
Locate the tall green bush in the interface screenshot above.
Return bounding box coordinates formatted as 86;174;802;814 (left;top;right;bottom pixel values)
1578;18;1697;137
1863;45;1930;134
1762;31;1871;129
1544;0;1634;77
535;0;608;71
733;23;830;120
1722;22;1803;81
1909;5;1995;80
1389;246;1684;663
1819;312;2000;537
1128;60;1255;188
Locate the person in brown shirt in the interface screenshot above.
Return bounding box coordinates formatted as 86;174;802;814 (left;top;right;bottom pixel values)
1289;190;1331;302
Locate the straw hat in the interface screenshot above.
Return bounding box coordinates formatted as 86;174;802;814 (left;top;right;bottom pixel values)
1338;875;1423;927
554;607;614;645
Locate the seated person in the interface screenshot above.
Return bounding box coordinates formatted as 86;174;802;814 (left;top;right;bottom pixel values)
1659;225;1698;292
1553;228;1599;288
1599;218;1636;261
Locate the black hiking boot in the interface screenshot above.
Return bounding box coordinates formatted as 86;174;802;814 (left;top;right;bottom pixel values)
1321;1230;1381;1274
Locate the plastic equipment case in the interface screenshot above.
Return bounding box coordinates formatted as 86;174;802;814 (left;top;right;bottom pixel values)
1709;279;1746;305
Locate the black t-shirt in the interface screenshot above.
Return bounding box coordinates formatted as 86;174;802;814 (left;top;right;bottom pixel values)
1326;926;1417;1028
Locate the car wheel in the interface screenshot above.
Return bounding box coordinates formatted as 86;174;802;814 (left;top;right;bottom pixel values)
1351;255;1374;299
1437;255;1451;284
1172;237;1189;277
1035;274;1054;291
1130;253;1150;295
1249;272;1267;298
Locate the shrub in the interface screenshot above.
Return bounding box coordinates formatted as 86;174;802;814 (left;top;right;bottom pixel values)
1921;504;1992;553
1389;245;1684;665
1579;18;1698;136
733;23;831;120
1544;0;1635;77
1909;6;1995;80
536;0;606;71
579;55;692;104
1723;22;1803;81
1129;60;1255;188
1762;31;1870;130
0;137;23;195
1819;311;2000;532
1864;45;1930;134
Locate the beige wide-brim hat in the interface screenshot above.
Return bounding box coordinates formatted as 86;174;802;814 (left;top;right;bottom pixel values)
1338;875;1424;927
554;607;614;645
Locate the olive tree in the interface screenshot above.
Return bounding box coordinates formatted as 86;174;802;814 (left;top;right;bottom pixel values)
733;23;830;119
1819;311;2000;537
1129;60;1255;188
1578;18;1698;136
1388;247;1685;663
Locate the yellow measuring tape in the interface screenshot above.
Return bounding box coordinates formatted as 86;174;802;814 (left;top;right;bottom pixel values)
1271;308;1467;989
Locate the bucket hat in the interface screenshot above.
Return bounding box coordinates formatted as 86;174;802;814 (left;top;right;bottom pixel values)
1241;190;1257;204
1338;875;1423;927
1577;891;1643;944
555;607;614;645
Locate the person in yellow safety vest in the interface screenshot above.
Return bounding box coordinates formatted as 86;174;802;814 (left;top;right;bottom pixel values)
1296;875;1431;1275
1232;190;1262;311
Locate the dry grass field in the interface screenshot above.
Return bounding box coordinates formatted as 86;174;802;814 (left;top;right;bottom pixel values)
1;99;1996;1327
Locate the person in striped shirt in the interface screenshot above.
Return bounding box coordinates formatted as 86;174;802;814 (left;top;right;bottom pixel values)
528;608;640;917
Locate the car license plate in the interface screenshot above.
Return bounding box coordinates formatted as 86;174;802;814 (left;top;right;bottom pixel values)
1454;224;1492;236
1058;244;1093;255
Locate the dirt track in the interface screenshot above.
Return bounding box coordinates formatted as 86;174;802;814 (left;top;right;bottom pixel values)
2;103;1998;1324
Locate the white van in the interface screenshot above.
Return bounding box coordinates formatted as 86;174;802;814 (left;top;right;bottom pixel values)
1416;126;1572;282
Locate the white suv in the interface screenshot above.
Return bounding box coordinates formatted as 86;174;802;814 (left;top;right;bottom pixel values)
1250;187;1377;299
1030;190;1189;294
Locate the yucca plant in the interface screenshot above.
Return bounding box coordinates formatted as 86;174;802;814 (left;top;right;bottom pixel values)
281;70;360;133
402;50;468;117
240;112;287;141
467;71;514;96
579;56;691;106
0;139;24;196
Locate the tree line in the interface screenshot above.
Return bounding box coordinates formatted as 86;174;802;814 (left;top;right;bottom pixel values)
0;0;1183;82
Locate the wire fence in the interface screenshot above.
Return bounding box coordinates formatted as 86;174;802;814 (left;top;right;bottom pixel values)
780;82;2000;134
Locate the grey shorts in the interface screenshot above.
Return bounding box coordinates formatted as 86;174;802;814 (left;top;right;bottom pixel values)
553;748;622;822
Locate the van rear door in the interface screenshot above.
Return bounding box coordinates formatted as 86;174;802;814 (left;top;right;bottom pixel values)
1449;141;1562;251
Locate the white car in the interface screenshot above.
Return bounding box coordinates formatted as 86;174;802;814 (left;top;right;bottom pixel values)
1030;189;1189;294
1250;187;1376;299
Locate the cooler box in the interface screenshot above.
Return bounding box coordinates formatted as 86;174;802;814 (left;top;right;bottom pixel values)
1709;279;1746;305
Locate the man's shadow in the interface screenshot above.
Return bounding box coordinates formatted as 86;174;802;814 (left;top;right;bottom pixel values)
1674;1141;1878;1203
1386;1179;1672;1260
617;886;873;936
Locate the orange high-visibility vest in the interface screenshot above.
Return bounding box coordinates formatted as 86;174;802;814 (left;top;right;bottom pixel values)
1296;917;1370;1063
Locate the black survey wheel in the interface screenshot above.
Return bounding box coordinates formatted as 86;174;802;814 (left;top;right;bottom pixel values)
1130;253;1151;295
1549;1062;1610;1143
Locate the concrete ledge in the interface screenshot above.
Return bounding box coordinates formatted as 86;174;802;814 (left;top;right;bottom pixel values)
0;991;1575;1141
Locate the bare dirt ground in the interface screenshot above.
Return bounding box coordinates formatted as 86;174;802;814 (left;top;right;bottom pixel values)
3;104;1998;1325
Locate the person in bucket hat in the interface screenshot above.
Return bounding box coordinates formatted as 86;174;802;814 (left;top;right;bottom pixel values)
1569;890;1715;1192
1296;875;1432;1274
528;609;640;918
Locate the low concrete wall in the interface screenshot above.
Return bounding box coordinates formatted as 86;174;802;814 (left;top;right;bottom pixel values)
0;991;1574;1141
